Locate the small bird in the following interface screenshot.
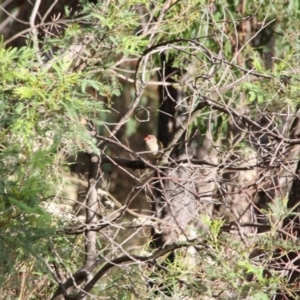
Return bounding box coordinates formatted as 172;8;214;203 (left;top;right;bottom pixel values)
144;135;164;159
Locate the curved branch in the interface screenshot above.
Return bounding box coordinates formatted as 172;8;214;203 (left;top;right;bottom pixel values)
72;240;203;300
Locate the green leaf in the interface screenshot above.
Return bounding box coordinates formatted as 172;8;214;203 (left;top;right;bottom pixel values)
13;86;34;99
15;102;25;114
249;91;256;102
250;292;270;300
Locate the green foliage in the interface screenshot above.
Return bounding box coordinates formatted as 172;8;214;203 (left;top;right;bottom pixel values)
242;82;266;104
0;10;112;292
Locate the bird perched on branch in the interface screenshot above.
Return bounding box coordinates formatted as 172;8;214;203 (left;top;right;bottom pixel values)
144;135;164;159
